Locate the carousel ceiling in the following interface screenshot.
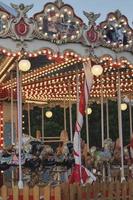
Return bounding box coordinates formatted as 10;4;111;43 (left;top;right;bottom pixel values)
0;54;132;105
0;0;132;105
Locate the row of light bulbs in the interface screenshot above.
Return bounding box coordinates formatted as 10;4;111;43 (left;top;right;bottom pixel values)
21;58;80;84
5;83;132;100
2;53;133;100
5;59;83;89
24;81;132;97
25;84;132;99
0;47;133;71
3;59;132;99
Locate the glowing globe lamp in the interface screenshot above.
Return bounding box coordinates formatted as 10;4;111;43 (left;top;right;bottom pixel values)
91;65;103;77
19;59;31;72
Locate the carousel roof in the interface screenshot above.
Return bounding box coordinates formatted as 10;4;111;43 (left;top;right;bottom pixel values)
0;0;132;105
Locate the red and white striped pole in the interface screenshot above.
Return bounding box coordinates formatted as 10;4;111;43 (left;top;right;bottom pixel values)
73;60;93;183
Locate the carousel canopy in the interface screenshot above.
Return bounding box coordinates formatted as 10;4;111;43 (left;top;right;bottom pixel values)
0;0;132;105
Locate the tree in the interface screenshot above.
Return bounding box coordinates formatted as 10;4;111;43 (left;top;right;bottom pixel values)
23;100;132;147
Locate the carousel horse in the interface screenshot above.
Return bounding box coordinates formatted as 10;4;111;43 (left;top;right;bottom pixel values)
90;138;113;165
100;138;113;162
40;130;74;169
24;140;44;170
0;148;13;170
7;134;42;169
14;134;35;154
88;138;114;179
40;138;74;184
24;156;41;170
29;140;44;156
40;141;74;169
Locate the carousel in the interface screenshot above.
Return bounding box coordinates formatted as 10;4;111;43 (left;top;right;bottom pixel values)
0;0;132;190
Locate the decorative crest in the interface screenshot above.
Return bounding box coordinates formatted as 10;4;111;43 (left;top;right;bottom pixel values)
115;10;122;19
10;3;33;17
54;0;64;8
10;3;34;41
83;11;100;26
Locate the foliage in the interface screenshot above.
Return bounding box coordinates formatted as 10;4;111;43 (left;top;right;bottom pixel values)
23;100;132;147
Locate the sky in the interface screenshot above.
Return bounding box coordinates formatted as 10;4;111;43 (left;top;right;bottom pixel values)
2;0;133;26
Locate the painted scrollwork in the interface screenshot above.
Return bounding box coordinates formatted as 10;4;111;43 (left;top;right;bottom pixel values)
83;11;101;46
34;2;83;44
10;3;35;41
100;10;133;51
83;11;100;26
0;11;10;37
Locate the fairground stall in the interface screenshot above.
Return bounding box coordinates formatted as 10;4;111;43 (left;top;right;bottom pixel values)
0;0;132;198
